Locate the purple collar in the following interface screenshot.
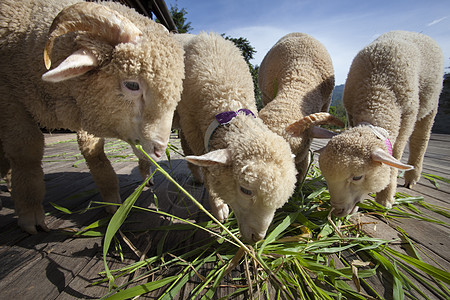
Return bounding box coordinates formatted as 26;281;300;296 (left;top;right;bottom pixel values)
204;109;256;151
363;123;393;155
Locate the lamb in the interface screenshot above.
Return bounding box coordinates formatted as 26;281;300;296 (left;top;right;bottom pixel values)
317;31;444;217
0;0;185;233
173;32;297;242
258;33;344;181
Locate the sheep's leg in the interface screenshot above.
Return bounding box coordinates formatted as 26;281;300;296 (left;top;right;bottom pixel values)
203;174;229;222
180;130;203;183
0;111;47;233
375;168;398;209
404;110;437;188
77;131;121;213
208;193;229;223
0;140;12;193
347;113;354;127
138;158;154;186
376;115;415;208
295;155;310;182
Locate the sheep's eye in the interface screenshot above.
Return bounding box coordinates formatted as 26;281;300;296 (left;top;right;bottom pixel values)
352;175;363;181
123;81;140;91
240;186;253;196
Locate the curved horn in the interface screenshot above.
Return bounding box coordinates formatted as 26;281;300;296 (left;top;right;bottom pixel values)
286;112;344;136
44;2;143;69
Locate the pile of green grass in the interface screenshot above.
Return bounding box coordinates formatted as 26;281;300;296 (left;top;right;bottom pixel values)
53;144;450;300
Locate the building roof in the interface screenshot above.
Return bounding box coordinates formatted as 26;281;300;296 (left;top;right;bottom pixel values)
102;0;178;32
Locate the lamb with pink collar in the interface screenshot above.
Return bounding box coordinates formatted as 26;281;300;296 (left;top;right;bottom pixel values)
317;31;444;216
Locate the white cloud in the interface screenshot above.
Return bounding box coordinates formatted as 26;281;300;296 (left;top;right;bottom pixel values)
427;17;448;27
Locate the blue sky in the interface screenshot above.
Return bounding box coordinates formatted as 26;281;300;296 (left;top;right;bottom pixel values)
165;0;449;85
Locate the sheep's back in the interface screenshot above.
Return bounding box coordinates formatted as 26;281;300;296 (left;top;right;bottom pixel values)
343;31;443;124
0;0;82;128
259;32;334;108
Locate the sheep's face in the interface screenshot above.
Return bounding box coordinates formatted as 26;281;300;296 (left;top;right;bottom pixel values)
198;153;296;243
220;160;291;242
187;117;297;243
41;7;184;161
320;161;391;217
74;36;184;161
318;128;392;217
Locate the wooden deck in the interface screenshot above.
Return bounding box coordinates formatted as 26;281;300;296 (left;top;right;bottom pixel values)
0;132;449;299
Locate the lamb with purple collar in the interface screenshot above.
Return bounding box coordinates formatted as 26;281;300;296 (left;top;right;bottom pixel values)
317;31;444;217
174;32;297;242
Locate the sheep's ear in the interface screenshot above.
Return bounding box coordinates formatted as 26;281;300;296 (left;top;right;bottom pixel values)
311;126;338;139
314;146;327;154
286;113;343;137
42;49;98;82
186;149;232;167
371;148;414;170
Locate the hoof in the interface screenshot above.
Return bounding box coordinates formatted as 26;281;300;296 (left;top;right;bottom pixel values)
18;210;49;234
211;202;229;223
145;176;155;186
105;205;118;214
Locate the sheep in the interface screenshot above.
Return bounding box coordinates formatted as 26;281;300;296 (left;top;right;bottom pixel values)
173;32;297;243
0;0;185;233
258;33;344;181
317;31;444;217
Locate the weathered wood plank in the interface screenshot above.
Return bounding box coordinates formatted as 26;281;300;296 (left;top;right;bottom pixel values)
348;214;450;299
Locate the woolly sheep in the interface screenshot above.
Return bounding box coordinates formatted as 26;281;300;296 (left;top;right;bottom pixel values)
258;33;343;181
174;32;297;243
318;31;444;217
0;0;184;233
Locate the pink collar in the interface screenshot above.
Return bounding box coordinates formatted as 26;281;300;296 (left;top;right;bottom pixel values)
384;137;393;156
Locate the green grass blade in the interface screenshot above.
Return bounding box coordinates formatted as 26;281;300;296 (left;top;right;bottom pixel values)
258;212;299;256
386;247;450;284
102;275;178;300
367;250;406;299
103;175;153;290
75;216;110;236
422;172;450;188
50;202;74;214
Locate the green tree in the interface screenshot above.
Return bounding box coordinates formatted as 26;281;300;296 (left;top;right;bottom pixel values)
169;2;192;33
328;97;347;127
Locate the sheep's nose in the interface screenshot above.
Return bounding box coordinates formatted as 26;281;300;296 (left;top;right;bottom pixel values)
251;232;264;242
332;207;345;217
153;141;166;159
154;148;163;158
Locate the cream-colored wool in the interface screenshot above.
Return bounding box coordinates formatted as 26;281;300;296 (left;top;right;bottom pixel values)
318;31;444;217
258;33;337;180
174;33;297;242
0;0;184;233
